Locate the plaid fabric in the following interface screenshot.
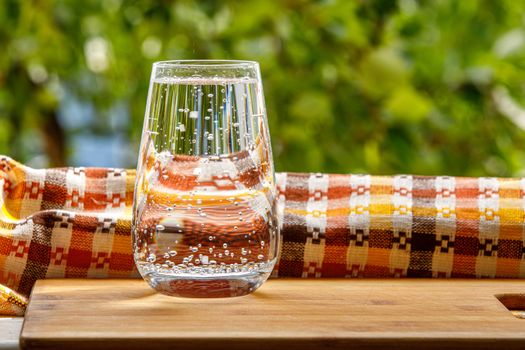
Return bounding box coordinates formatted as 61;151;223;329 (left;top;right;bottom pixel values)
2;157;525;315
0;284;27;316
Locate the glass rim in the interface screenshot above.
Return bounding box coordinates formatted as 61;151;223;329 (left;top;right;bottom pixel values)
153;59;259;69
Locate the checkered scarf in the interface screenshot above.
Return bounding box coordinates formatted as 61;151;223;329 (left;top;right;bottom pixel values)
1;156;524;315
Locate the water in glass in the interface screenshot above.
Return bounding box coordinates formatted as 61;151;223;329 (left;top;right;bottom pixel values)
133;61;280;297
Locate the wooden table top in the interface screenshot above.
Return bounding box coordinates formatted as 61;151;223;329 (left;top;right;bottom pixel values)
20;279;525;350
0;317;22;350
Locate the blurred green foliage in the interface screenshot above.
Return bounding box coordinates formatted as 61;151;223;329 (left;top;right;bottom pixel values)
1;0;525;176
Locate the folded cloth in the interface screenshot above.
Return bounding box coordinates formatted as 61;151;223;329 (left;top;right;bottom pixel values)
1;156;525;315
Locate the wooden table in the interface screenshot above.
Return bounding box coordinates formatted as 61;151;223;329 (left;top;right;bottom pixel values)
18;279;525;349
0;317;23;350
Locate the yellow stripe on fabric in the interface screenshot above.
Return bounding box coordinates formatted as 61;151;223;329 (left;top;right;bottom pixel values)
0;284;27;316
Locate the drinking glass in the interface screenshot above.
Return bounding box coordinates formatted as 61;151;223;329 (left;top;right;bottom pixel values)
132;60;280;297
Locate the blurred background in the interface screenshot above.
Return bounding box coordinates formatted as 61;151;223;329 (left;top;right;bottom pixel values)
1;0;525;176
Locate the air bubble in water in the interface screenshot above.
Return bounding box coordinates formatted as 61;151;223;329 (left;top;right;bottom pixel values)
156;225;165;231
224;250;229;255
169;250;177;256
147;254;156;262
207;94;213;98
258;255;264;260
191;247;198;253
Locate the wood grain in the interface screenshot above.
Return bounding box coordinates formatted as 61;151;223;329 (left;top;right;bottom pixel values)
20;279;525;350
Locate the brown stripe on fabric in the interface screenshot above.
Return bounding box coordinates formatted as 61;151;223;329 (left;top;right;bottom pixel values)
277;241;304;277
369;229;393;249
108;252;135;272
282;221;308;243
454;236;480;256
408;176;436;277
41;169;67;210
325;216;350;246
321;262;347;277
498;239;523;259
18;214;54;296
281;172;308;244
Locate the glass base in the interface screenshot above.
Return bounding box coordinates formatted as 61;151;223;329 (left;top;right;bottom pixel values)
142;270;272;298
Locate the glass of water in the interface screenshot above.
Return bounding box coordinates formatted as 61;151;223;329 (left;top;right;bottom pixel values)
132;60;280;297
